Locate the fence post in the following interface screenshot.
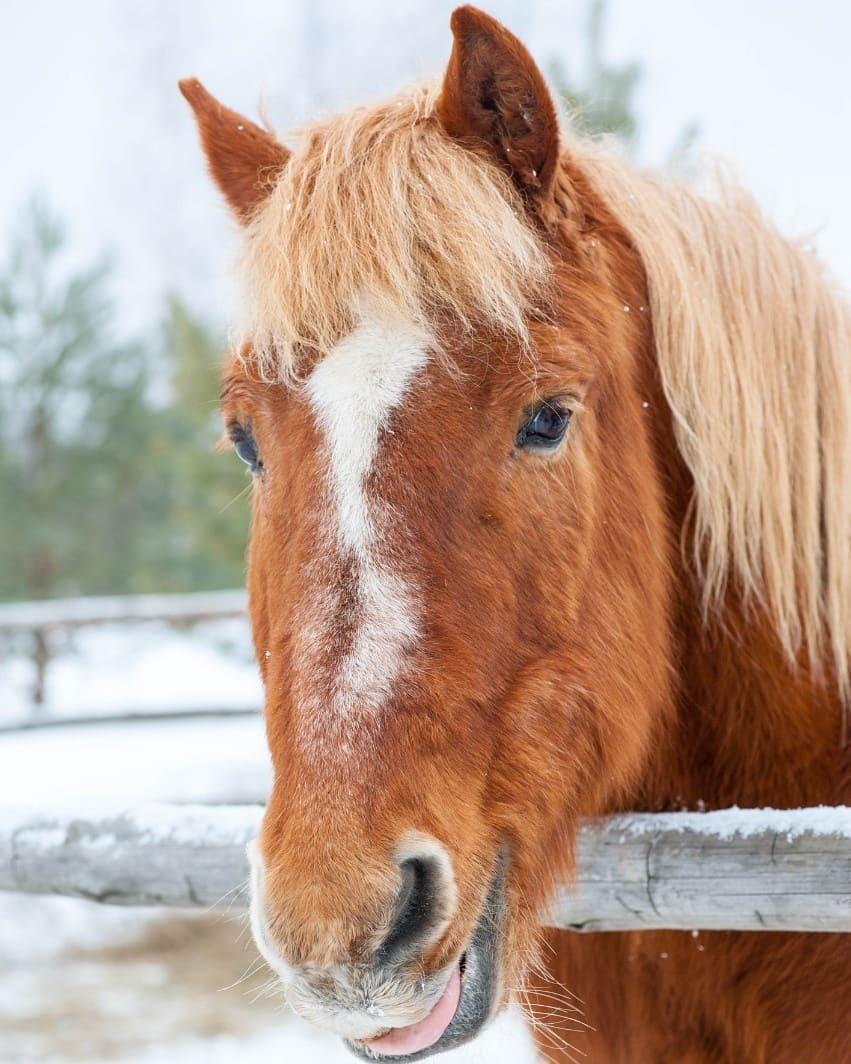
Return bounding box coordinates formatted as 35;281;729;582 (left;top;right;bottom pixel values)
30;626;50;719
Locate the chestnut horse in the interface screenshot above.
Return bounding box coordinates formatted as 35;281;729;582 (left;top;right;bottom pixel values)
180;7;851;1061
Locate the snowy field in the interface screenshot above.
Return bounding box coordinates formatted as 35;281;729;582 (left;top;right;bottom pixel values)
0;623;538;1063
0;890;537;1063
0;895;537;1063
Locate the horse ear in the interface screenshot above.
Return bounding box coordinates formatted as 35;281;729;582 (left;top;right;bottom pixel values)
178;78;290;224
438;7;560;210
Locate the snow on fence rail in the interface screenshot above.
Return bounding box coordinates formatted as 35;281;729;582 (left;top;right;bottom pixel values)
0;590;248;630
2;804;849;932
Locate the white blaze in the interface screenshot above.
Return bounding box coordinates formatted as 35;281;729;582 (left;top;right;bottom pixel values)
303;311;431;724
307;312;431;558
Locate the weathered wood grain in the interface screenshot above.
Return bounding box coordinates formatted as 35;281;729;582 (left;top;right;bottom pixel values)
0;804;260;908
1;805;849;931
550;808;851;932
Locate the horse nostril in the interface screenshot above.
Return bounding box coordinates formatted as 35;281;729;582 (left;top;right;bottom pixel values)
376;854;447;966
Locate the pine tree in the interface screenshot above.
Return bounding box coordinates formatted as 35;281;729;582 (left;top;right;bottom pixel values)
0;198;170;602
156;296;250;591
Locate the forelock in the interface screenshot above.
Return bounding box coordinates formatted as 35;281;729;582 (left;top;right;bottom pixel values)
236;82;551;382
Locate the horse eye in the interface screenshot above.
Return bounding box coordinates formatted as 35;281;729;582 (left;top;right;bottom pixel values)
230;427;261;472
517;402;572;449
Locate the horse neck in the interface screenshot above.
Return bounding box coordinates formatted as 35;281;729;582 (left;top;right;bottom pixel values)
636;393;847;812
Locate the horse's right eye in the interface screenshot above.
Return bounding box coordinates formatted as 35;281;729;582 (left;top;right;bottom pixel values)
230;427;261;472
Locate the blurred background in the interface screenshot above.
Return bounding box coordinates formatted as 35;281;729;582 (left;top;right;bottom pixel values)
1;1;849;1061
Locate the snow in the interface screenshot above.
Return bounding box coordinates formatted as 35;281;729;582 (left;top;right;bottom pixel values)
0;717;271;805
0;1000;537;1064
604;805;851;841
0;889;538;1063
124;804;263;848
23;1027;357;1064
0;801;263;860
0;893;168;966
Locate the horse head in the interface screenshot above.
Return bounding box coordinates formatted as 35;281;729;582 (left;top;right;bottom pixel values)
181;7;681;1058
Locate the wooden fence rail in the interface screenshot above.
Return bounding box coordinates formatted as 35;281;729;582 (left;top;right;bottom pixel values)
0;590;247;631
0;589;249;719
2;804;849;932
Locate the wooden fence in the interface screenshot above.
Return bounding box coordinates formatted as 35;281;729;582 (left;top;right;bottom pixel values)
0;590;249;719
0;590;247;631
2;803;849;932
2;594;849;933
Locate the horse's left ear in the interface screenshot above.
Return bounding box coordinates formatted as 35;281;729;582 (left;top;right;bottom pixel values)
178;78;290;224
438;6;560;211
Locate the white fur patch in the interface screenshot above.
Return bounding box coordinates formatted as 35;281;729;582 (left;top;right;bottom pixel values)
306;312;431;558
301;312;431;727
247;840;295;983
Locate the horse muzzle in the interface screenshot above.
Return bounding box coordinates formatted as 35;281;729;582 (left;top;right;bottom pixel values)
347;859;505;1059
248;839;506;1060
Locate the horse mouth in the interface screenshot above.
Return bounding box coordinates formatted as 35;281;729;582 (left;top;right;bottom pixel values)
345;858;505;1061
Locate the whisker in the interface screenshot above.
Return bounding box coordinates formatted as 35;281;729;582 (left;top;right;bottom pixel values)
218;480;254;514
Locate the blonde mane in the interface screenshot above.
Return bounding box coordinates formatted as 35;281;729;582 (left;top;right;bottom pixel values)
238;86;851;703
239;84;550;377
579;147;851;703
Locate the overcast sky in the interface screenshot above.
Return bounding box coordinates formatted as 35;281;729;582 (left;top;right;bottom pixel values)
3;0;850;337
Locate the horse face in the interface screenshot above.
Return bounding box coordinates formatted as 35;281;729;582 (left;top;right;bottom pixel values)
187;7;673;1058
222;295;670;1056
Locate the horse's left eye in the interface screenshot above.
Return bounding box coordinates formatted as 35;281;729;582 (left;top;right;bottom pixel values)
230;427;261;472
517;402;572;449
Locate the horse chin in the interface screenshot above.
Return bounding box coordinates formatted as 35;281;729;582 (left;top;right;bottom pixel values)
345;857;507;1062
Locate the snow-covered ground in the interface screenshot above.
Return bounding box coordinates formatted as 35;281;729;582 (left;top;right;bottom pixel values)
0;894;537;1064
0;717;271;805
0;623;539;1063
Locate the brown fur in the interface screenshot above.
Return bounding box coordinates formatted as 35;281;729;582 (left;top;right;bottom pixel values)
182;6;850;1061
438;6;561;210
179;78;290;222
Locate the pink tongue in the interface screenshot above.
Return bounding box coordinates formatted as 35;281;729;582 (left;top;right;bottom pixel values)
365;964;461;1057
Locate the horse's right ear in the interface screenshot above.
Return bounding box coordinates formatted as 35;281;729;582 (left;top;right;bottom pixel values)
178;78;290;224
438;7;560;214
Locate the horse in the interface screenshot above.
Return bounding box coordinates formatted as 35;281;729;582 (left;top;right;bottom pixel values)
179;7;851;1061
